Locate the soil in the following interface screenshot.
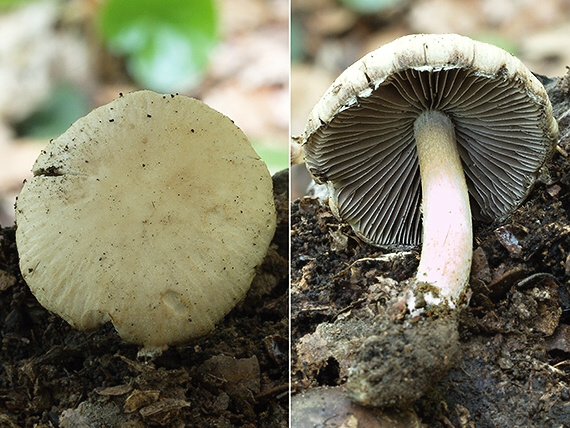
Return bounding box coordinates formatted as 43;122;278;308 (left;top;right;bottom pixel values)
0;170;289;428
291;71;570;427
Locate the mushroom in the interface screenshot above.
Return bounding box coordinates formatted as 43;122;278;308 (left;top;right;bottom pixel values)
15;90;276;355
301;34;558;406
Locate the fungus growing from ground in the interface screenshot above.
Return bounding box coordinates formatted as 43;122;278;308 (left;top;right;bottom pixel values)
301;34;558;406
16;90;276;355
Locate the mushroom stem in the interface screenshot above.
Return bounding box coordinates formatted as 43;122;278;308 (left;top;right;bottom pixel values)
413;110;472;305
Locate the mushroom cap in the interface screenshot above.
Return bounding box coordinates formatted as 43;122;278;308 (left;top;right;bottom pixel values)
302;33;559;247
16;90;276;350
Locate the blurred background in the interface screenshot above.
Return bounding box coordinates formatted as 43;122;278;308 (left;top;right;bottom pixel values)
0;0;288;225
291;0;570;199
2;0;569;221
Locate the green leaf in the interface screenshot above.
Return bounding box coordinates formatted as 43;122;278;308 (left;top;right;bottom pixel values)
0;0;33;12
290;16;306;63
98;0;218;92
15;83;90;139
472;33;519;56
251;141;289;176
340;0;402;14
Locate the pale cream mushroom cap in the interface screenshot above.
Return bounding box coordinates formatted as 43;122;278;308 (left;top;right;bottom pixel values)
16;90;276;352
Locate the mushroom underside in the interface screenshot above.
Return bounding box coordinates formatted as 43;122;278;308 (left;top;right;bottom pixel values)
305;67;553;248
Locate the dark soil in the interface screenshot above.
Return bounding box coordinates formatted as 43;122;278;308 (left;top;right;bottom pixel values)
291;72;570;427
0;170;289;428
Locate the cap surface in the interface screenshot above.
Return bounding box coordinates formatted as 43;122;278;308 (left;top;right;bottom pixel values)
303;33;558;247
16;90;276;350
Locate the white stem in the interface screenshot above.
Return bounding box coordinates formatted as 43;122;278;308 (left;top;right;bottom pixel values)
413;110;472;304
